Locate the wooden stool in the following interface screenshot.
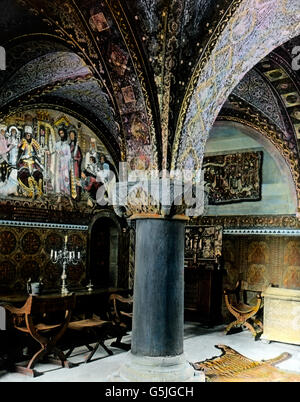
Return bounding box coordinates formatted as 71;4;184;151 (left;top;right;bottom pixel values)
66;316;113;363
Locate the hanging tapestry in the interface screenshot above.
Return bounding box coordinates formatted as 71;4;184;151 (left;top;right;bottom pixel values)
203;151;263;205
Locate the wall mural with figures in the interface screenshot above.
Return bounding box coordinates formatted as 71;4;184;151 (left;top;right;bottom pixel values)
0;109;116;208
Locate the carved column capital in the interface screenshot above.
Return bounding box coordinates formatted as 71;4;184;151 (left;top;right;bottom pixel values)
111;178;207;220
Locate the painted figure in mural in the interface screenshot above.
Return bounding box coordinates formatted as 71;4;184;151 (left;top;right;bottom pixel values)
0;126;20;197
38;124;56;193
0;125;10;182
17;126;43;198
38;125;48;180
7;126;20;166
98;153;115;198
81;155;101;201
38;125;46;148
54;127;71;196
69;128;82;200
84;137;100;170
98;153;111;183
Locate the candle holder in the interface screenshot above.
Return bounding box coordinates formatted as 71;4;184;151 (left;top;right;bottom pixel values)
86;280;94;292
50;235;81;295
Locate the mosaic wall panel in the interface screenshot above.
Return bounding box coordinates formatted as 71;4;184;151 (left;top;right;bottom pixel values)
0;226;87;293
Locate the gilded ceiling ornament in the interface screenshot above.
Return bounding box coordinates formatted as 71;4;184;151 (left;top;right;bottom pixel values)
106;0;160;171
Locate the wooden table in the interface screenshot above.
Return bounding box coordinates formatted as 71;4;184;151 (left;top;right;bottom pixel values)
0;287;131;368
0;287;129;327
0;287;128;303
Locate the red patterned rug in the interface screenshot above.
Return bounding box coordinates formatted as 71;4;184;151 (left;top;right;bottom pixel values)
192;344;300;382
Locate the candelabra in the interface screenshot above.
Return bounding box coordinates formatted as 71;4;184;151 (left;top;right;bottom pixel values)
50;235;81;295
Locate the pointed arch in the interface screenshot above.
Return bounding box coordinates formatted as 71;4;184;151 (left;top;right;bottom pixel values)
172;0;300;173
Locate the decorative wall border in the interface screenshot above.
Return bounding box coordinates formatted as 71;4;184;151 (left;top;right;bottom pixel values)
224;228;300;236
0;220;88;231
194;215;300;229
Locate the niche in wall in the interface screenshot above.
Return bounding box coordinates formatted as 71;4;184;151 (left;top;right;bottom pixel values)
89;216;120;289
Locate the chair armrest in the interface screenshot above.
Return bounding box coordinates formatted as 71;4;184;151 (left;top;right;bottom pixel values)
0;302;26;315
110;294;133;304
224;280;242;295
119;311;133;318
224;288;237;295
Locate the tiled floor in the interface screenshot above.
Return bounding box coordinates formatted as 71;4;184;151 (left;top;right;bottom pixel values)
0;323;299;382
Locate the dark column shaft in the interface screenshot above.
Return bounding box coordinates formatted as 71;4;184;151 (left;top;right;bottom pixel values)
131;217;185;357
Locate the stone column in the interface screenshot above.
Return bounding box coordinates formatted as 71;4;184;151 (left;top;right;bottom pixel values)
117;215;199;382
110;180;204;382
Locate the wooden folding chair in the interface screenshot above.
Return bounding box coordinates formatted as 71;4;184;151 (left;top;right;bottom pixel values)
108;293;133;351
1;294;76;377
224;280;263;340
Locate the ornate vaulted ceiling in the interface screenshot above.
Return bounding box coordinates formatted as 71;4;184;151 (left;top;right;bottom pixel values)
0;0;300;176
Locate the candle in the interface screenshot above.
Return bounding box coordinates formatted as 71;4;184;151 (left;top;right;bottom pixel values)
65;235;68;243
54;251;57;259
50;250;53;258
77;251;80;259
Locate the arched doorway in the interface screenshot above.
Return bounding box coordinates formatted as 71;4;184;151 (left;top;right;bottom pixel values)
89;214;120;289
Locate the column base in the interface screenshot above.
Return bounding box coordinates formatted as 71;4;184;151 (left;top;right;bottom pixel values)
108;352;205;382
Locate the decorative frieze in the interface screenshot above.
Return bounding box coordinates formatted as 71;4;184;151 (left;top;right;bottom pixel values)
194;215;300;229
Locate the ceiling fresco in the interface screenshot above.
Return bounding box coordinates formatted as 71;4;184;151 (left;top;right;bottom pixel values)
257;51;300;145
46;80;119;140
0;0;299;217
232;68;287;133
0;52;91;106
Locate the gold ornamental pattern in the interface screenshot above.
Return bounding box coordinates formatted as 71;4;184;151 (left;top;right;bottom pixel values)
0;231;17;255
